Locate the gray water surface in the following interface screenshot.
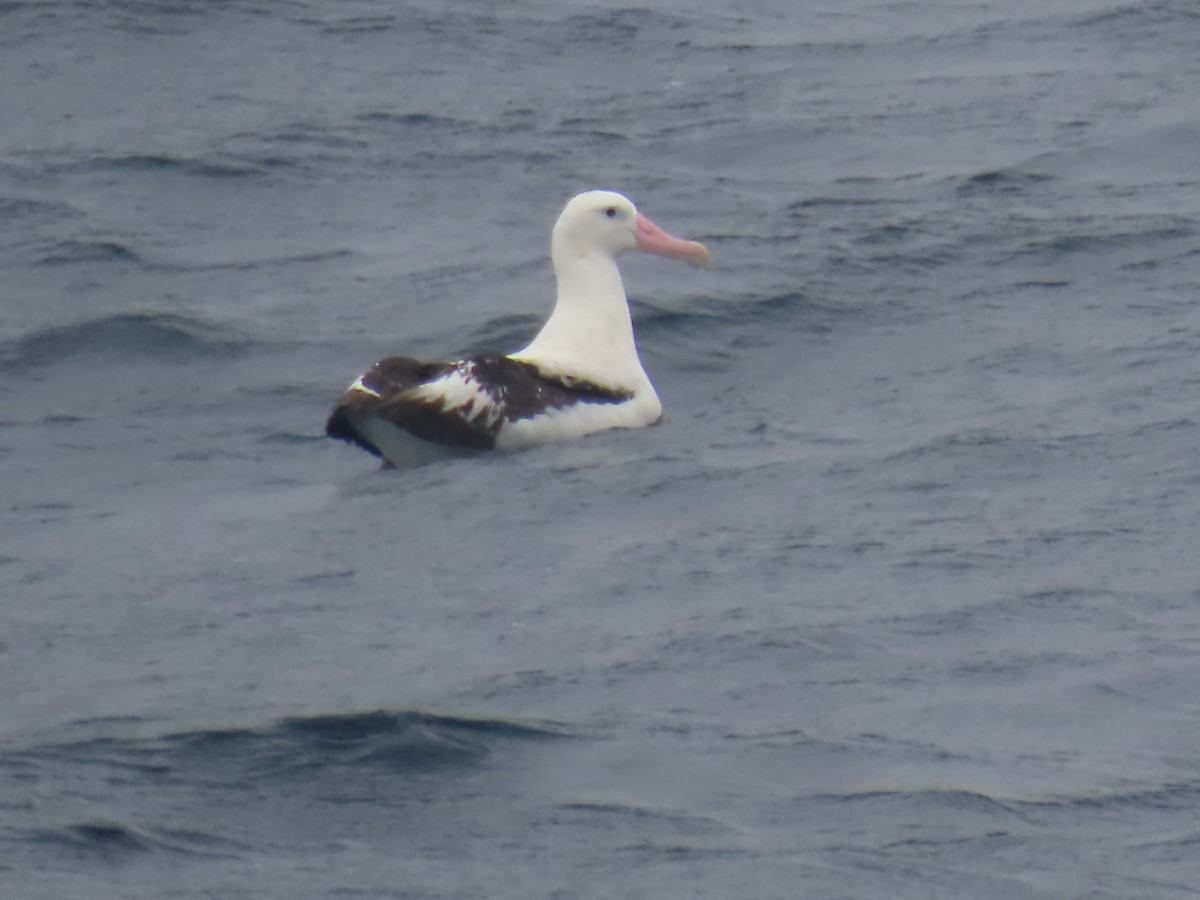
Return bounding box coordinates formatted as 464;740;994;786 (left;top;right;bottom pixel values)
3;1;1200;897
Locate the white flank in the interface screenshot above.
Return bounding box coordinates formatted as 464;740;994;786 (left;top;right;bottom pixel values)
353;415;478;466
496;389;662;449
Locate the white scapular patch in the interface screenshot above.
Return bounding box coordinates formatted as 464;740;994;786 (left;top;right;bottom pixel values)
410;362;503;428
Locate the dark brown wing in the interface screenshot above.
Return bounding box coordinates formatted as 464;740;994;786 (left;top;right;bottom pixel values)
325;356;468;457
475;357;633;418
326;354;634;458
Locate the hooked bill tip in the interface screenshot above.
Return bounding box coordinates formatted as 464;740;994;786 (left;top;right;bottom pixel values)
686;241;711;269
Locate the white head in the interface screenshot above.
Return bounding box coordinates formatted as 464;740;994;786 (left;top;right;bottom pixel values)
552;190;710;269
511;190;708;400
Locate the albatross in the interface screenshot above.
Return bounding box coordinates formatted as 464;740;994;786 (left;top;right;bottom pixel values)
326;190;710;467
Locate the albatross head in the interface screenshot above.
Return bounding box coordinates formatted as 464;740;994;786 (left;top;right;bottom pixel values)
512;189;709;400
553;190;710;269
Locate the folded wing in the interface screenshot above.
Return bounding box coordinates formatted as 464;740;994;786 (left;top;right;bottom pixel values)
326;355;632;458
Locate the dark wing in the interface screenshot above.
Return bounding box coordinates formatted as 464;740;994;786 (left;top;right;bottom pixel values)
326;354;634;457
325;356;483;457
349;356;449;397
475;356;633;420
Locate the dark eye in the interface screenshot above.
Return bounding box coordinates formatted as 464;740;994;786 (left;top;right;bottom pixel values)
605;207;617;218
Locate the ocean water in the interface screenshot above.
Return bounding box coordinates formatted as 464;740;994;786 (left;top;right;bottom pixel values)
3;0;1200;897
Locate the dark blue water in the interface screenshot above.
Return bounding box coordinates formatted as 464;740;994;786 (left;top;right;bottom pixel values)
4;1;1200;897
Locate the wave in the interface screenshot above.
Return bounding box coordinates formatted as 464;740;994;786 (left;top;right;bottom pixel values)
356;110;467;128
634;289;854;353
0;312;253;371
0;196;82;221
147;247;354;275
63;152;271;179
955;168;1054;197
1;709;566;861
817;786;1024;817
35;238;143;266
813;778;1200;818
1019;780;1200;814
882;425;1021;463
308;5;692;41
1074;0;1200;29
23;819;243;861
314;11;400;35
7;709;564;785
788;195;898;211
559;798;737;836
1013;223;1197;262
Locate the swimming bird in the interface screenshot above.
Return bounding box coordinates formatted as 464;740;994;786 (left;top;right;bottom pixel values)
326;190;710;467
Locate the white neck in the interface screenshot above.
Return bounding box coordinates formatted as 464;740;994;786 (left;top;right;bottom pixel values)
510;247;655;396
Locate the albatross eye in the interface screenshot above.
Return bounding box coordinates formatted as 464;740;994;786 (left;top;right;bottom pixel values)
605;207;617;218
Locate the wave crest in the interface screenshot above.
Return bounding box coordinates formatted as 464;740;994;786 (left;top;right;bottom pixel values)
2;312;251;370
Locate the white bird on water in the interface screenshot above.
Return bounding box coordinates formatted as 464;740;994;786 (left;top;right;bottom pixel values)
326;190;711;467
